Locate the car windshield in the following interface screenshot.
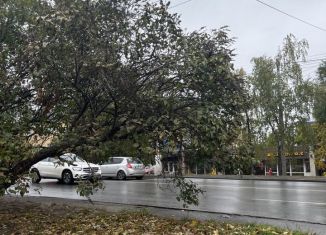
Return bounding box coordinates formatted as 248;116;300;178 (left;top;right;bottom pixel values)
127;158;142;164
60;154;84;162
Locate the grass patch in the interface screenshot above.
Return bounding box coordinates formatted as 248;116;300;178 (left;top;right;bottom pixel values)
0;199;309;235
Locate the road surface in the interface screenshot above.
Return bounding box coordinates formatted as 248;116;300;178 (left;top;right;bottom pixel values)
27;178;326;226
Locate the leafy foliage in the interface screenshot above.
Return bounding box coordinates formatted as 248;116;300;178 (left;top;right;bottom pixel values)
313;124;326;170
313;61;326;123
311;62;326;171
248;34;313;175
172;177;204;208
0;0;246;206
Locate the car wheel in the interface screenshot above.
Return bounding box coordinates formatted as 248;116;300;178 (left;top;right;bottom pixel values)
136;176;143;180
31;169;41;183
117;170;126;180
62;170;74;184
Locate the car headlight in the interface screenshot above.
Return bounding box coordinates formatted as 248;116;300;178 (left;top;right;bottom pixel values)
72;167;82;171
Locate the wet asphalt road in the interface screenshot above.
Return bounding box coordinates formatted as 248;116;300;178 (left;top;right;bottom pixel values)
27;178;326;225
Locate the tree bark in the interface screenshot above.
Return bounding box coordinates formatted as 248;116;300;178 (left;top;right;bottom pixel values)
278;102;287;176
277;140;286;176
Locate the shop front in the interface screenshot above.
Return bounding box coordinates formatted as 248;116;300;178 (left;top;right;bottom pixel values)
261;147;316;176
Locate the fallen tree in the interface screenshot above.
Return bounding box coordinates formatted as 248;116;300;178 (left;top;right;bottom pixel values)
0;0;246;205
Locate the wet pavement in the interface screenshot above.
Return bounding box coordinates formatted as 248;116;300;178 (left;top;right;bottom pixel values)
26;178;326;233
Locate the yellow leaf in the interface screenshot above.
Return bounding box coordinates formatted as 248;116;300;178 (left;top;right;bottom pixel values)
190;220;198;227
213;230;219;235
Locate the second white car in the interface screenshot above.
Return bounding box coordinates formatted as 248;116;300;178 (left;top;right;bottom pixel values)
100;157;145;180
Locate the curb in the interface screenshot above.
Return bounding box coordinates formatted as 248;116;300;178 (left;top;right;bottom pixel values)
184;175;326;182
14;195;326;227
145;175;326;182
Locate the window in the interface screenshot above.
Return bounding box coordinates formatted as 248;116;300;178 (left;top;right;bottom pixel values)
292;159;304;172
48;157;58;162
112;158;124;164
127;158;142;164
60;154;84;162
304;159;311;172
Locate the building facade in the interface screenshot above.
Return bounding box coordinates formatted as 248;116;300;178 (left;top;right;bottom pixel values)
261;147;316;176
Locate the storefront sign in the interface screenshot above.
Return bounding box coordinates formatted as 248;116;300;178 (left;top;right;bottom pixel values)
266;151;305;158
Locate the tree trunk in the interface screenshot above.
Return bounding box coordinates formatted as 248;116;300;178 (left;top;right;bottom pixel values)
180;141;186;176
277;140;286;176
245;111;254;175
278;102;287;176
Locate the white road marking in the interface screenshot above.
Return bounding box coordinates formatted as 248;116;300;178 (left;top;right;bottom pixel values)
254;198;326;206
127;179;326;193
200;185;326;193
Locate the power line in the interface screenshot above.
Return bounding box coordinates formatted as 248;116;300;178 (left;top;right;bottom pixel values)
308;52;326;58
169;0;193;9
301;64;321;70
255;0;326;33
152;0;194;9
299;58;326;63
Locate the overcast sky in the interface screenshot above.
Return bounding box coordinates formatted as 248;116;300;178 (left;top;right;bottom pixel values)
167;0;326;79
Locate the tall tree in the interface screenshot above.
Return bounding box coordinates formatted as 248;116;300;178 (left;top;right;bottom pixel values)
313;61;326;123
312;61;326;171
0;0;246;200
249;34;312;175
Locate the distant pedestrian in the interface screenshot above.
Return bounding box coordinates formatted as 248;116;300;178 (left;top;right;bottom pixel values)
268;168;272;176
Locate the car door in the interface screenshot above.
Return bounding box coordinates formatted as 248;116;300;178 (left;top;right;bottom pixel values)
100;158;113;176
37;158;54;177
111;157;124;175
101;157;124;176
47;157;64;178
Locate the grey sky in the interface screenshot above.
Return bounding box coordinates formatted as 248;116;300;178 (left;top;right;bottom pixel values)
168;0;326;78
